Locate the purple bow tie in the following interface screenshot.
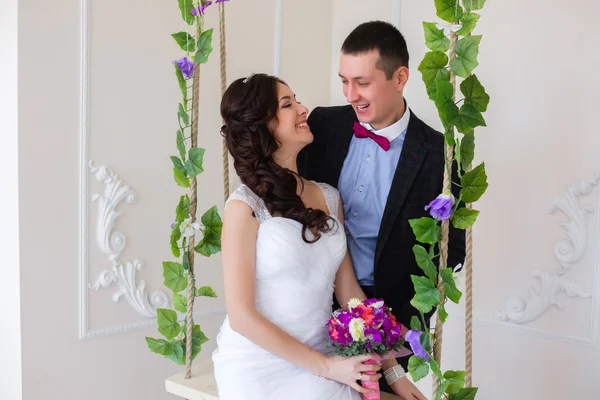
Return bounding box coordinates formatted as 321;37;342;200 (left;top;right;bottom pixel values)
352;122;390;151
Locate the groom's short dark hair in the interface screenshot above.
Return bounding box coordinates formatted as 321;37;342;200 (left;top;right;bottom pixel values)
341;21;409;80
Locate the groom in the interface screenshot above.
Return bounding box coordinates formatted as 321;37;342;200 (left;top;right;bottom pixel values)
298;21;465;396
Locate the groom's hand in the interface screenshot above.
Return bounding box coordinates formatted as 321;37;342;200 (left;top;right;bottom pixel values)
391;377;427;400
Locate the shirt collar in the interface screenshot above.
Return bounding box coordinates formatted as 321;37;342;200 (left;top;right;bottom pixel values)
359;102;410;143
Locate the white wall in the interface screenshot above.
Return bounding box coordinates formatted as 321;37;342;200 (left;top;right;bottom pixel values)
11;0;600;398
0;0;22;399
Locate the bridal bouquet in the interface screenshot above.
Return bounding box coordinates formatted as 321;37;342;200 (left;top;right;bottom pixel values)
326;298;412;400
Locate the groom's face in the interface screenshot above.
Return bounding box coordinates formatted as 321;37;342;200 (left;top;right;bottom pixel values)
339;49;407;130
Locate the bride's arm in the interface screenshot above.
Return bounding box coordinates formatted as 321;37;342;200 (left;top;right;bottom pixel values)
222;200;379;392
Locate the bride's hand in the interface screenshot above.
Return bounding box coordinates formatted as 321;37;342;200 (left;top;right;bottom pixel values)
321;354;382;394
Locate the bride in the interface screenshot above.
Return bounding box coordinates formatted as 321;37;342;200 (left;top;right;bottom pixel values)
212;73;423;400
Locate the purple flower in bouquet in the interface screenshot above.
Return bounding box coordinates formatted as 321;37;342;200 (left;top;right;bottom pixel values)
405;330;429;361
173;57;194;79
424;192;455;220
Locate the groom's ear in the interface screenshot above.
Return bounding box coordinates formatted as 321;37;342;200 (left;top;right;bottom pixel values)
394;66;409;92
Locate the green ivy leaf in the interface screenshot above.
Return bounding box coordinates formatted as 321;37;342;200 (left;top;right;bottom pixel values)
195;29;213;64
451;207;480;229
170;223;182;258
410;315;422;331
457;12;480;36
413;245;438;281
463;0;486;11
176;195;191;223
428;355;444;380
183;250;190;271
173;292;187;313
157;308;180;339
444;370;466;394
163;261;187;292
195;206;222;256
411;275;441;313
145;337;174;356
460;74;489;112
420;330;432;352
185;147;205;178
174;63;188;110
435;383;451;400
445;103;486;134
440;268;462;303
173;167;190;188
176;130;186;161
460;130;475;171
170;156;185;172
435;0;463;22
418;51;450;89
444;125;456;147
448;388;478;400
196;286;217;298
423;22;450;52
435;79;455;123
438;304;449;323
171;31;196;52
167;340;185;365
409;217;441;245
178;103;190;126
451;35;482;78
192;324;210;360
408;355;430;382
177;0;195;25
460;162;488;203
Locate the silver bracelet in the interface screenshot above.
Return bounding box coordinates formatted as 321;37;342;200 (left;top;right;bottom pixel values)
384;364;407;386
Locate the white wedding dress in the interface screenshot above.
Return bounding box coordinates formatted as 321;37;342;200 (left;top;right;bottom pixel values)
212;183;361;400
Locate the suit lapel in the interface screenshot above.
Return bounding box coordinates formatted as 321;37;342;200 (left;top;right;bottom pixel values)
374;111;428;267
324;107;356;187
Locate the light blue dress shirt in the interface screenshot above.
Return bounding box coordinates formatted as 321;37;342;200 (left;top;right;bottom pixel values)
337;109;411;286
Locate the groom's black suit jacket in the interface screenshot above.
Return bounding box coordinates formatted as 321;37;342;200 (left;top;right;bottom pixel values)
298;105;466;329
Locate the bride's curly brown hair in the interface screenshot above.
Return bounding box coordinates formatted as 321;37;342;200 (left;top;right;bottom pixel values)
220;73;334;243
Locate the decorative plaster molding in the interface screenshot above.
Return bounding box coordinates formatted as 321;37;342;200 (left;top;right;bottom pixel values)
496;176;599;332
